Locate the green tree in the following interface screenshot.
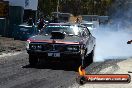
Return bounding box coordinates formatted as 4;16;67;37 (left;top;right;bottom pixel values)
38;0;57;16
38;0;113;16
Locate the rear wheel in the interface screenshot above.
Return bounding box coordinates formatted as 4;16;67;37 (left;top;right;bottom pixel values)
86;46;95;64
76;55;86;68
85;47;95;65
76;76;87;85
29;54;38;66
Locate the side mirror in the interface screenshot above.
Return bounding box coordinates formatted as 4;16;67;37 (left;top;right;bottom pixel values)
127;40;132;44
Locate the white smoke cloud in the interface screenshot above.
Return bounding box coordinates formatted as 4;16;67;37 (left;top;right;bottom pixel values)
93;26;132;62
92;1;132;62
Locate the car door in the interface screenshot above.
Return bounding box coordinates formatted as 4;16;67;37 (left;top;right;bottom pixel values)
86;27;95;52
83;27;93;54
81;27;90;55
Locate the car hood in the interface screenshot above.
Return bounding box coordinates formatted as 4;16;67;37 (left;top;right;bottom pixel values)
28;35;82;44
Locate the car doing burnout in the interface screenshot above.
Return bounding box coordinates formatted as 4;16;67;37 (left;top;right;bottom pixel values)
26;23;96;67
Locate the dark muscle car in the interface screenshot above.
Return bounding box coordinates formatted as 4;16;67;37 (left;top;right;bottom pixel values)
26;23;96;67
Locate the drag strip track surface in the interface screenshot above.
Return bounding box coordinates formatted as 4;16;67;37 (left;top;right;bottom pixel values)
0;51;78;88
85;59;123;74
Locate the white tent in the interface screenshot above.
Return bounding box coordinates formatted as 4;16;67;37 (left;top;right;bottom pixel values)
4;0;38;10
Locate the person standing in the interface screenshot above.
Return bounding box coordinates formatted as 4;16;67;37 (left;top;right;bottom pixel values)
27;17;34;26
38;18;44;30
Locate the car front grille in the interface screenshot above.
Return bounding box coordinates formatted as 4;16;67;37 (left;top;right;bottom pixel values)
42;44;65;51
29;43;65;52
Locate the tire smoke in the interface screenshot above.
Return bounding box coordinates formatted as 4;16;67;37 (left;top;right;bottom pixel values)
93;27;132;62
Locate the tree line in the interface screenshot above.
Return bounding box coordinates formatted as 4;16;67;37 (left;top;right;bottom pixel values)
38;0;130;16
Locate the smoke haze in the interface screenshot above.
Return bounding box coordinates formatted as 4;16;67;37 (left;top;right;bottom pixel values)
91;1;132;62
93;29;132;62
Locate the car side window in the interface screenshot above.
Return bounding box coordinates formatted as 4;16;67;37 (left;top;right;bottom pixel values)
78;26;89;37
85;27;91;35
83;27;90;36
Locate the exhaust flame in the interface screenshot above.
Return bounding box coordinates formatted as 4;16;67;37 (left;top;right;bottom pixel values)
78;66;86;76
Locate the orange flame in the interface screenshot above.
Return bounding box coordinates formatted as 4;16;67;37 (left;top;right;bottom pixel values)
78;66;86;76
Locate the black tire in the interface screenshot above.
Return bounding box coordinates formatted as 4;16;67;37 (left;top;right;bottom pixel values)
29;54;38;66
76;76;87;85
76;55;86;69
88;51;94;63
86;46;95;64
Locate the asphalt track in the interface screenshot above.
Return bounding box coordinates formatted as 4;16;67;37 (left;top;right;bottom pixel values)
0;51;78;88
0;51;131;88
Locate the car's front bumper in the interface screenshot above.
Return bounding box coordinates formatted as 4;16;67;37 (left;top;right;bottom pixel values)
27;49;82;61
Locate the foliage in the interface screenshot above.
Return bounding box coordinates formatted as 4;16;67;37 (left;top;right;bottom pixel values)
38;0;113;16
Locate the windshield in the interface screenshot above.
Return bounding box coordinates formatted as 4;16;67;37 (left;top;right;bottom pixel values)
41;25;81;35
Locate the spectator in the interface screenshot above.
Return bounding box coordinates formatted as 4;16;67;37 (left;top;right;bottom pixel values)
38;18;44;30
27;17;34;26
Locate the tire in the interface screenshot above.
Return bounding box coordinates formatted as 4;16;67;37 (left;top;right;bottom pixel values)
76;55;86;68
29;54;38;66
86;46;95;64
76;76;87;85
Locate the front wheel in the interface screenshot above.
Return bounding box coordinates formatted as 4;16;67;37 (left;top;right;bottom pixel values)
76;55;86;68
29;54;38;66
76;76;87;85
86;46;95;64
